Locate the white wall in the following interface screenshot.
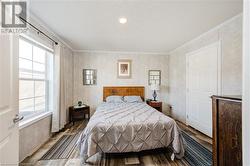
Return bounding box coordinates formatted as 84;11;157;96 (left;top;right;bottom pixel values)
242;1;250;165
168;14;242;123
73;51;169;115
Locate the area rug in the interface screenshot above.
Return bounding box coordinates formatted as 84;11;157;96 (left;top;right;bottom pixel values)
40;132;81;160
40;130;212;166
182;131;212;166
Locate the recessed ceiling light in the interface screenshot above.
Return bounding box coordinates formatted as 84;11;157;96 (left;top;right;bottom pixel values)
119;17;127;24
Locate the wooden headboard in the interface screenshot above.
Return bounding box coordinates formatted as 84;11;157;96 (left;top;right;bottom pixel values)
103;86;145;101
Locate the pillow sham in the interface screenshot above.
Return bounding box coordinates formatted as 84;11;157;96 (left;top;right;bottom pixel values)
106;96;124;103
124;96;143;103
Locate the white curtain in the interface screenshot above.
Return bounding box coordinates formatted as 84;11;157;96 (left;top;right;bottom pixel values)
51;44;73;132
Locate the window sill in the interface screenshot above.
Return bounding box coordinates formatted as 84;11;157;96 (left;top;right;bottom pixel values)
19;111;52;130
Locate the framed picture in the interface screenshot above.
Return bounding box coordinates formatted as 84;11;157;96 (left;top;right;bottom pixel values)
117;59;132;79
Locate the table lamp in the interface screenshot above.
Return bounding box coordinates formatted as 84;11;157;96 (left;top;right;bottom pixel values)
150;84;160;101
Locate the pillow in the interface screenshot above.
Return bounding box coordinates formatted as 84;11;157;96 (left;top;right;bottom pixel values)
124;96;143;103
106;96;124;103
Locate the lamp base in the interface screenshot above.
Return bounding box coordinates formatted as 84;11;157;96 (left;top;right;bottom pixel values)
152;90;157;101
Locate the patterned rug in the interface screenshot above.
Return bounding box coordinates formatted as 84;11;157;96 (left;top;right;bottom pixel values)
40;132;81;160
182;131;212;166
40;130;212;166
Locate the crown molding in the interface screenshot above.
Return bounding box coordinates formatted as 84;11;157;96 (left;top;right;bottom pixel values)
73;49;168;55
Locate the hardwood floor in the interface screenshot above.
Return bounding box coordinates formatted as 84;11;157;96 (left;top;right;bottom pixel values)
20;120;212;166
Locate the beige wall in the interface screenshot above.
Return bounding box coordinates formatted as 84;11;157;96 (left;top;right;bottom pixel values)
19;115;52;162
73;52;169;115
168;14;242;123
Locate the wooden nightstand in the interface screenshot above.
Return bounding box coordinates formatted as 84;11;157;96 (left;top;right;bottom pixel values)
146;100;162;112
69;105;90;124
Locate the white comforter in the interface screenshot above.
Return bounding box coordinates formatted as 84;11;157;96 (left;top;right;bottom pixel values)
77;102;185;162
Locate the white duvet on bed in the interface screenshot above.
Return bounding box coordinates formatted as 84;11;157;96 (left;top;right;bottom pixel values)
77;102;185;162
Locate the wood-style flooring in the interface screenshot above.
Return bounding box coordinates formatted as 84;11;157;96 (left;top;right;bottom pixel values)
20;120;212;166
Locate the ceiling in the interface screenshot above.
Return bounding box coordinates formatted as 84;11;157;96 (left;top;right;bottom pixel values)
29;0;243;53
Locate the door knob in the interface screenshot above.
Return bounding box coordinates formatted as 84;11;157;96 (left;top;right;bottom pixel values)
13;114;24;123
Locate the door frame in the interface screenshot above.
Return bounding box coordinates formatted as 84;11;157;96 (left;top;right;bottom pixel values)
242;0;250;165
185;41;222;131
0;34;19;164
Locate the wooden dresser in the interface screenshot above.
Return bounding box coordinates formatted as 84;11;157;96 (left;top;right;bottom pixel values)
212;95;242;166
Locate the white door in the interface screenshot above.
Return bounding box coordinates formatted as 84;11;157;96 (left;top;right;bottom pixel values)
186;42;221;137
0;33;20;165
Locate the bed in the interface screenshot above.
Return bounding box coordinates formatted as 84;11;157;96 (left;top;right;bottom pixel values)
77;86;185;163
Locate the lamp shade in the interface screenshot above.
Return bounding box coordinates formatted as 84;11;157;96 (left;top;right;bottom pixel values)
150;84;160;91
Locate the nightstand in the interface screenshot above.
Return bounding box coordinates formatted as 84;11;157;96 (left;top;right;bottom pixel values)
69;105;90;125
146;100;162;112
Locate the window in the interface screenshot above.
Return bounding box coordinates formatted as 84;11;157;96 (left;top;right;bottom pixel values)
19;37;53;119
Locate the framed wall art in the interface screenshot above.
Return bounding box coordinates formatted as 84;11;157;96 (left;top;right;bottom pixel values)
148;70;161;85
83;69;97;85
117;59;132;79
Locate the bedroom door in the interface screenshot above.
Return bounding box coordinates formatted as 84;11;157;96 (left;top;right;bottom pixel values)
186;42;221;137
0;34;19;165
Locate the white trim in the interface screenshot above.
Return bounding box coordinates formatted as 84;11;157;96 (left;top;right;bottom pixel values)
20;35;54;53
242;0;250;165
217;41;222;96
19;111;52;130
185;41;222;135
185;53;189;126
73;49;168;55
168;13;242;55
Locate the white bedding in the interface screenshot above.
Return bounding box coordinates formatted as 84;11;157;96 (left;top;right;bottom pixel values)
77;102;185;162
